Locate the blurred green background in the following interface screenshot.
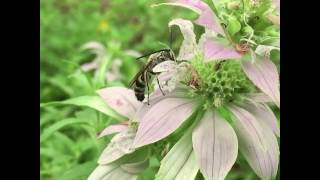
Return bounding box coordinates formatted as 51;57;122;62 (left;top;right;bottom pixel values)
40;0;277;179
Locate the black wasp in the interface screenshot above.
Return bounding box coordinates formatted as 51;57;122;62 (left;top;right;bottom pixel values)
129;49;176;105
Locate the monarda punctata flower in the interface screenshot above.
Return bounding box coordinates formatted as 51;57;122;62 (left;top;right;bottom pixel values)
80;41;142;82
131;18;280;180
88;87;147;180
89;0;280;179
155;0;280;107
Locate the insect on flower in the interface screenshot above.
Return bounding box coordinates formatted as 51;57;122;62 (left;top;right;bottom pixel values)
235;42;251;54
186;65;201;90
129;49;176;104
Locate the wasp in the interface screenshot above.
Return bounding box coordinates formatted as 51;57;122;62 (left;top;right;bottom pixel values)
129;49;176;104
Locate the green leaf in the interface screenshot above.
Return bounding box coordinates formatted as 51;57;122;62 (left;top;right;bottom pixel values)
227;16;241;36
41;96;124;120
54;132;78;153
155;131;198;180
75;109;98;125
59;161;97;180
40;118;90;143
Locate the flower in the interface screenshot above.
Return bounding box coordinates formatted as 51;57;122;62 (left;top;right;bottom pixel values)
131;17;280;180
80;41;106;72
155;0;280;107
80;41;142;82
88;87;148;180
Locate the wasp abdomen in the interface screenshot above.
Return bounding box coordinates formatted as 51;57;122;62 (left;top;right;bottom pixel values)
135;78;145;87
134;76;146;101
135;92;145;101
134;86;145;101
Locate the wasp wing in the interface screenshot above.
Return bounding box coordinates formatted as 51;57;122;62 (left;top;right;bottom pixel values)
128;64;147;88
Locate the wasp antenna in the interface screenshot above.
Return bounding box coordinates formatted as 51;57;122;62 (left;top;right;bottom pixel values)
136;49;171;60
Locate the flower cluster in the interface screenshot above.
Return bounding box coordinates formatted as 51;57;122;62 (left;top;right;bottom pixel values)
89;0;280;179
80;41;142;82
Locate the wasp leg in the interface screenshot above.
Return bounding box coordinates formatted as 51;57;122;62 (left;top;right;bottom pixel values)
156;75;165;96
145;72;150;105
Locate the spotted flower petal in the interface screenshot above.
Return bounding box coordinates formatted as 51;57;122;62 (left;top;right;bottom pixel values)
155;0;225;36
97;123;129;138
98;130;136;164
198;33;242;61
134;87;190;123
169;19;197;61
192;110;238;180
229;105;279;179
133;97;195;148
97;87;142;119
242;57;280;107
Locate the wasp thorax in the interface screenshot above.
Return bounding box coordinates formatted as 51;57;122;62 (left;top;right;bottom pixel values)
188;57;253;108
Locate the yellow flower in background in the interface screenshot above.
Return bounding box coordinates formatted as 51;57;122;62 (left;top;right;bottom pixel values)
98;19;109;32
